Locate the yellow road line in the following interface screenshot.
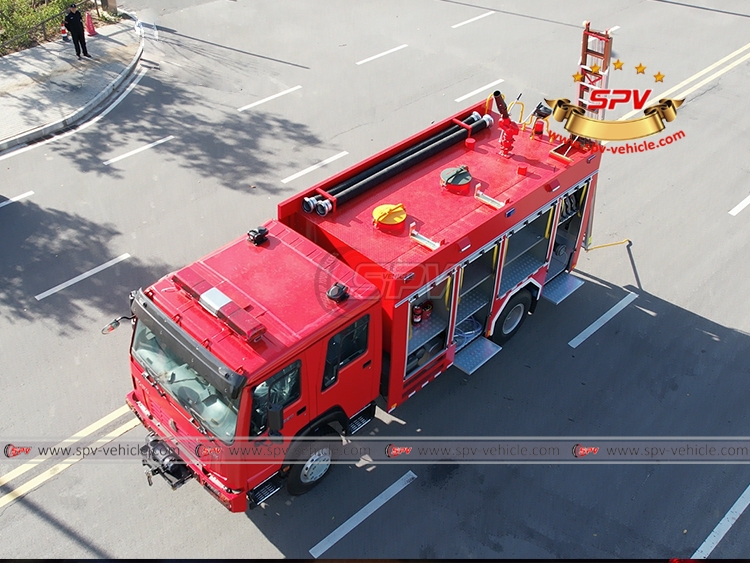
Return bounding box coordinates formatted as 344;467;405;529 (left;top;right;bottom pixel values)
0;404;131;488
619;40;750;122
0;418;140;510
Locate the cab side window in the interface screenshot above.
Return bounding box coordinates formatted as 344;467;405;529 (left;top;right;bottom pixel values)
250;360;301;436
322;315;369;391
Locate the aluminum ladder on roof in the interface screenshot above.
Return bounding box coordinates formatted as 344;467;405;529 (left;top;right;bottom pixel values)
576;21;616;120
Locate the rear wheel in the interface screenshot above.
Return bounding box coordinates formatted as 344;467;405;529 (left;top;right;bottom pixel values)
286;427;338;496
492;290;532;344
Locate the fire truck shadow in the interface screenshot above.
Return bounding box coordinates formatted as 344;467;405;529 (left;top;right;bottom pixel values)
246;280;750;558
51;72;326;195
0;197;171;329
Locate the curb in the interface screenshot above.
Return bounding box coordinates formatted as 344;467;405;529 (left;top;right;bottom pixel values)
0;37;144;153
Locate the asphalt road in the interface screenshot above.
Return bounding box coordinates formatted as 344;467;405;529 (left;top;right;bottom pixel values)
1;0;749;558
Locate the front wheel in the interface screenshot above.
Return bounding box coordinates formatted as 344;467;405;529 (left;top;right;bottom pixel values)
492;290;532;344
286;428;338;496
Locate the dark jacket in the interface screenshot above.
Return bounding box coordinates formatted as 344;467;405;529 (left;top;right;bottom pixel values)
64;11;84;34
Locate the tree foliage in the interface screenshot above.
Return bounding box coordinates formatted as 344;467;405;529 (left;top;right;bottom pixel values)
0;0;80;54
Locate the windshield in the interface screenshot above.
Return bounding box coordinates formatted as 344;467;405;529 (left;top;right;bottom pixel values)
132;320;239;444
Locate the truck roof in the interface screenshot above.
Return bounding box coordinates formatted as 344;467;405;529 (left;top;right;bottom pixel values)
146;219;379;383
280;104;594;278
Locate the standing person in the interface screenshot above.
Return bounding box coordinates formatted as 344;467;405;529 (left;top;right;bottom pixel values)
64;4;90;59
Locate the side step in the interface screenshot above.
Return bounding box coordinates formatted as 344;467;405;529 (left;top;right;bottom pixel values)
346;403;375;435
542;272;584;304
453;337;502;375
247;474;283;509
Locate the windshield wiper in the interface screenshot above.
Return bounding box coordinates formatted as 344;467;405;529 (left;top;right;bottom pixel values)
186;405;214;441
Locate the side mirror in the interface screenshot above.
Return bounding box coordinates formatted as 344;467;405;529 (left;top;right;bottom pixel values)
101;315;134;335
268;404;284;441
101;319;121;334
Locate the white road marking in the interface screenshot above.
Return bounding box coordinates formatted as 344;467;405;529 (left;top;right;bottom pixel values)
0;405;131;487
0;418;139;510
238;85;302;112
103;135;174;166
281;151;348;184
454;78;505;102
0;68;148;162
729;194;750;216
356;44;408;65
0;191;34;210
309;471;417;558
568;292;638;348
451;10;494;28
692;482;750;559
34;253;131;301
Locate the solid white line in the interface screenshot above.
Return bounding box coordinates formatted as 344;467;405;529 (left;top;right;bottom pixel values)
309;471;417;558
729;193;750;216
0;418;139;510
0;191;34;210
0;405;131;487
35;253;131;300
454;78;505;102
568;292;638;348
356;44;408;65
451;10;494;28
103;135;174;166
238;85;302;112
281;151;348;184
692;482;750;558
0;68;148;162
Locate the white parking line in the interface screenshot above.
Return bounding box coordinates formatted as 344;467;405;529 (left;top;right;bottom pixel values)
692;482;750;559
309;471;417;558
238;85;302;112
729;194;750;216
568;292;638;348
103;135;174;166
356;44;408;65
451;11;494;28
0;191;34;210
0;405;131;488
281;151;348;184
0;418;139;510
34;253;131;301
454;78;504;102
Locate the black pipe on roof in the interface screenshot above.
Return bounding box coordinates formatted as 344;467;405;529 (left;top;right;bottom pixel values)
315;114;494;216
301;112;482;213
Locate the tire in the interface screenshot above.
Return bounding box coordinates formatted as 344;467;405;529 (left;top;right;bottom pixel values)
286;427;338;496
492;290;532;344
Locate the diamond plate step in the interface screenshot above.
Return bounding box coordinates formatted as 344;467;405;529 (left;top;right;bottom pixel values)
453;337;502;375
542;272;584;304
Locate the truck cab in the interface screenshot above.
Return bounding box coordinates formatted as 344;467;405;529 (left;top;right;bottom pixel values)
125;219;381;512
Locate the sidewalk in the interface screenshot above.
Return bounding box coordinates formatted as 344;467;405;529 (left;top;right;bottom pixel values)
0;20;143;152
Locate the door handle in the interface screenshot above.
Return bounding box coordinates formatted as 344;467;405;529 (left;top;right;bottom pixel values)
297;406;306;415
363;360;372;369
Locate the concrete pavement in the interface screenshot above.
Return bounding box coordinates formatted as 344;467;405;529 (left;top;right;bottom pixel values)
0;20;142;152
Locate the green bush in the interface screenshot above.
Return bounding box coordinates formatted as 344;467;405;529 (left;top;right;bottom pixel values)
0;0;82;54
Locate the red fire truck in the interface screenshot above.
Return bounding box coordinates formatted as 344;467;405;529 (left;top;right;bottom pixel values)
105;25;612;512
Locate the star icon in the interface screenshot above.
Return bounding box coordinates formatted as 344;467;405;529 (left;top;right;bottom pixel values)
613;59;624;70
654;71;665;82
635;63;647;74
573;72;584;82
591;63;601;74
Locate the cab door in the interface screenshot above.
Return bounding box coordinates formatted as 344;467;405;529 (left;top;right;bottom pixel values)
314;314;375;418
